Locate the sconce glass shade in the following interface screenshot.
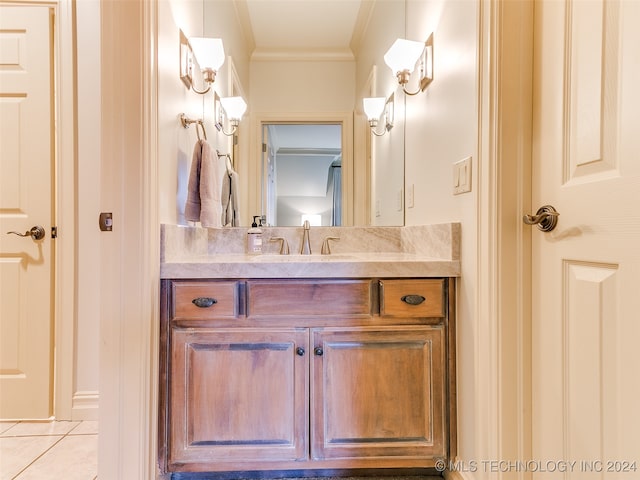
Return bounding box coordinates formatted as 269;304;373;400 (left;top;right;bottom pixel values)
189;37;225;72
363;96;393;137
220;96;247;121
383;38;425;76
363;97;386;121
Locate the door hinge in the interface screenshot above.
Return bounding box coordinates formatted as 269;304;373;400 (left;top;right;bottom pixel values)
262;142;267;153
51;226;58;238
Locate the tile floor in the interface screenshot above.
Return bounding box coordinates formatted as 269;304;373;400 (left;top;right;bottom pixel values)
0;420;97;480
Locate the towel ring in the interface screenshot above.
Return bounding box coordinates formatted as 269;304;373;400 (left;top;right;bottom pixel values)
179;114;207;141
196;121;207;141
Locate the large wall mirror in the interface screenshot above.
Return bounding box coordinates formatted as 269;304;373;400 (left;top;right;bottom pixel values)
203;0;406;227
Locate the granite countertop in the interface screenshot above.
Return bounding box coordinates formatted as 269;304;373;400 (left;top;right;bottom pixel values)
160;223;461;279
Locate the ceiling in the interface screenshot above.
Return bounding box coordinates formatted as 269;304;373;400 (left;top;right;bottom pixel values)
235;0;370;59
267;124;341;151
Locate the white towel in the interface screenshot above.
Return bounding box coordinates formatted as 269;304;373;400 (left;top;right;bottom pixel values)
184;140;222;228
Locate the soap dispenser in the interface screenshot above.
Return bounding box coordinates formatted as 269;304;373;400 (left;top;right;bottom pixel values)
247;216;263;254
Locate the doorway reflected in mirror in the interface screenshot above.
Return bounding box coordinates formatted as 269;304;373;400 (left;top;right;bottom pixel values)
262;123;342;226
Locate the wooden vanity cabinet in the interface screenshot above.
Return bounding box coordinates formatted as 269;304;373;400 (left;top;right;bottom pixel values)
158;277;455;475
169;328;309;466
311;326;446;460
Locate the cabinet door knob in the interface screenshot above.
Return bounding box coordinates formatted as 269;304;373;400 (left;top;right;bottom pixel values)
192;297;217;308
401;294;426;305
296;347;305;356
314;347;324;356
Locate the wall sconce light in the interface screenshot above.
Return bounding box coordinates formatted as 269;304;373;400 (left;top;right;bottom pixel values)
363;94;394;137
179;30;225;95
215;95;247;136
384;33;433;95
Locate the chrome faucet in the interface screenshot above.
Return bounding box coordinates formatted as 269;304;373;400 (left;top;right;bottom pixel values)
269;236;290;255
321;236;340;255
300;220;311;255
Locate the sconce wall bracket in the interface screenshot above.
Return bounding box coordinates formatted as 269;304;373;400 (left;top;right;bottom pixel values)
417;33;434;91
392;33;434;96
179;30;193;89
179;32;225;95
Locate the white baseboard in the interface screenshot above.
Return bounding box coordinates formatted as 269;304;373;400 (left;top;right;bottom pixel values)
71;391;99;421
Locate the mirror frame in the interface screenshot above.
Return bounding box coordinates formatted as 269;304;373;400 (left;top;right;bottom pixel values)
248;112;356;226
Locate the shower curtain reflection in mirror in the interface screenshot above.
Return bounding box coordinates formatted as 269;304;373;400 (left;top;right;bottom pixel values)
261;123;342;227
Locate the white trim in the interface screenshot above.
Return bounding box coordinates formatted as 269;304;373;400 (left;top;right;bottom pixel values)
227;56;247;100
495;2;533;475
53;0;76;421
71;391;99;421
477;0;533;478
476;0;500;469
144;0;160;477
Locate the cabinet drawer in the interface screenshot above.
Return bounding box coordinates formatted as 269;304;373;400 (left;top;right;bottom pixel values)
247;279;372;317
172;281;240;320
379;279;444;318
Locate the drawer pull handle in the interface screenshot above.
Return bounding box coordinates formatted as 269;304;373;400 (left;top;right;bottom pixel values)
401;294;426;306
192;297;217;308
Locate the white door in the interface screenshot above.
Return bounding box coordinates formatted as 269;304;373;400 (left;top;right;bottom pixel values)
532;0;640;474
0;6;55;419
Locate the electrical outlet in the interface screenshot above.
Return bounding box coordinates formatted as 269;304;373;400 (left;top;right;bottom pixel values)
407;184;415;208
453;156;472;195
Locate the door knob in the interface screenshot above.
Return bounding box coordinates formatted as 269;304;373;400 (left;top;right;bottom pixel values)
523;205;559;232
6;226;46;241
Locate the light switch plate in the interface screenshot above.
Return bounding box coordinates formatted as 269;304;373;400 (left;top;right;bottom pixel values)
407;183;415;208
453;156;472;195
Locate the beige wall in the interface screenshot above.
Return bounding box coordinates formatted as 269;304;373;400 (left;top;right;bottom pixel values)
250;60;355;113
403;0;480;468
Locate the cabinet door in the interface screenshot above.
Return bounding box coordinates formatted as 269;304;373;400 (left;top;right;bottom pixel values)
311;326;446;460
169;328;309;467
